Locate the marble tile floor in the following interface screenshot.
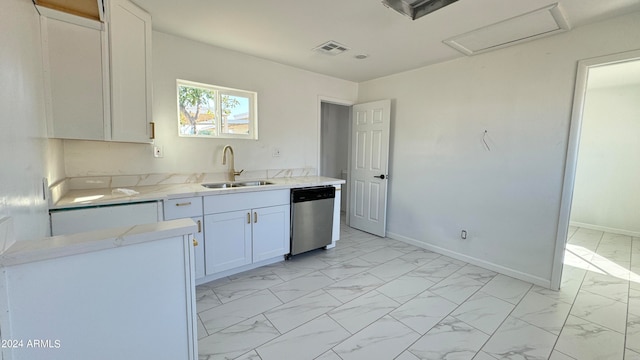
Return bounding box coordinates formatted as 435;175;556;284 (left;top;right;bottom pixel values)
197;224;640;360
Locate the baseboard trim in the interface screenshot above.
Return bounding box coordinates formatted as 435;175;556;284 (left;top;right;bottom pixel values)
386;231;552;289
570;221;640;238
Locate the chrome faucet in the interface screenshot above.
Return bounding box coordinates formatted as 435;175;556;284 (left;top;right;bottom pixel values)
222;145;244;181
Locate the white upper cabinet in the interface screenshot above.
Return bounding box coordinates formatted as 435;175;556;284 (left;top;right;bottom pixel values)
108;0;153;143
41;15;107;140
40;0;153;143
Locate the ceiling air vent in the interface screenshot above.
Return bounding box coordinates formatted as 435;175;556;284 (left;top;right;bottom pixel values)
443;3;570;56
313;41;350;56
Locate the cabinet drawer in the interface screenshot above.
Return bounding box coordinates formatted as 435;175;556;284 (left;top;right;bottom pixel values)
204;189;289;215
164;197;203;220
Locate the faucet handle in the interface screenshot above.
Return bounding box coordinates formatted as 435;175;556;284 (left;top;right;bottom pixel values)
234;169;244;176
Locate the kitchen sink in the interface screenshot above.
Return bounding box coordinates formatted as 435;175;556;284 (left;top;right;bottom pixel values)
236;180;274;186
201;182;242;189
201;180;274;189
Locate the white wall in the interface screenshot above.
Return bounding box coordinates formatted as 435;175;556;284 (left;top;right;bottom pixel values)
63;31;358;177
357;12;640;286
320;102;350;179
0;0;65;241
571;84;640;235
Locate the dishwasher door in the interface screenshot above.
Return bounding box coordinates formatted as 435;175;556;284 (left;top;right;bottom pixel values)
290;186;335;256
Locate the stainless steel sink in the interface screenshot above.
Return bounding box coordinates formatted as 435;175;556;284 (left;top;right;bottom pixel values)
201;180;274;189
236;180;274;187
201;182;242;189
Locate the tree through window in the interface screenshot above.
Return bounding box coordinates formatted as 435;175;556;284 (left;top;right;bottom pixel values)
177;80;257;139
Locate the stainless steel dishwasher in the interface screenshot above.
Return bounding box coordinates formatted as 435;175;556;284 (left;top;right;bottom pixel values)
289;186;335;258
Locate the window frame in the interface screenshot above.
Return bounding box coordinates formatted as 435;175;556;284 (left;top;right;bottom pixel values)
176;79;258;140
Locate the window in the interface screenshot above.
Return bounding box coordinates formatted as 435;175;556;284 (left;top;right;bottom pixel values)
177;79;257;139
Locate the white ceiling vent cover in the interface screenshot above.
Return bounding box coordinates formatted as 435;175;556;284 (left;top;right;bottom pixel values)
313;41;350;55
443;4;570;56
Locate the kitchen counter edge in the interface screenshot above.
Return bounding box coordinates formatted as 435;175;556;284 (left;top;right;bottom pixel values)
51;176;346;210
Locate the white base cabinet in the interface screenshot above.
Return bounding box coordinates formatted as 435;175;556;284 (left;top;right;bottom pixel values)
253;205;290;262
0;221;197;360
191;217;205;279
203;190;290;277
50;201;160;236
204;210;252;275
332;185;341;242
164;197;205;279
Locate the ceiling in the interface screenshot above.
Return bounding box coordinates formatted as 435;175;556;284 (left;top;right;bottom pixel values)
130;0;640;82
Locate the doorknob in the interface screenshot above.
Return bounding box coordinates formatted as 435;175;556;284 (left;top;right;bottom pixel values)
373;174;387;179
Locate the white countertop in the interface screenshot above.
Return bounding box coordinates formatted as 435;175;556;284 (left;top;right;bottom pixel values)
0;218;197;267
52;176;345;210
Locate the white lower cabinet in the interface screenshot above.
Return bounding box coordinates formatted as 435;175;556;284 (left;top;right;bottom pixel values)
164;197;205;279
252;205;290;262
0;221;198;360
204;210;252;275
333;185;341;241
50;201;160;236
203;190;290;277
191;216;205;279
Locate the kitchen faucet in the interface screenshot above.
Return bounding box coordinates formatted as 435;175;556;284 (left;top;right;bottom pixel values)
222;145;244;181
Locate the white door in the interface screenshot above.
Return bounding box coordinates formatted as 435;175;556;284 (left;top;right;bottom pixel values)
349;99;391;237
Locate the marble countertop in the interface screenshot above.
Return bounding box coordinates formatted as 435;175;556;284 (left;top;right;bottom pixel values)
52;176;345;210
0;218;197;267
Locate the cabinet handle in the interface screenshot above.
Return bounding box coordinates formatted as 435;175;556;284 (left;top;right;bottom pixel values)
247;212;251;224
254;212;258;223
193;238;199;247
150;122;155;139
175;202;192;207
197;220;202;233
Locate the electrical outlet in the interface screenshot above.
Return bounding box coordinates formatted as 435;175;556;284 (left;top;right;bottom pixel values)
153;145;164;158
272;148;281;157
461;230;467;239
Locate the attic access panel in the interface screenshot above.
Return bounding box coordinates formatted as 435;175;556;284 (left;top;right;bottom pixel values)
443;4;570;56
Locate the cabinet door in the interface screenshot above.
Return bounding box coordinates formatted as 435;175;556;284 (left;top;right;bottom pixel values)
192;216;205;279
252;205;290;262
41;16;106;140
204;211;252;275
108;0;152;143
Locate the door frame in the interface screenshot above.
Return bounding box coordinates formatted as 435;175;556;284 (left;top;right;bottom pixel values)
551;49;640;290
317;96;355;223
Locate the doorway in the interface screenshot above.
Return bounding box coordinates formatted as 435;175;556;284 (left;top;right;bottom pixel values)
319;101;351;215
551;50;640;290
570;61;640;236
